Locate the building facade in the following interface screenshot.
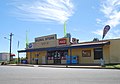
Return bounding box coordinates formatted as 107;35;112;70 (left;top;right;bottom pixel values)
0;53;15;62
18;34;120;65
0;53;10;62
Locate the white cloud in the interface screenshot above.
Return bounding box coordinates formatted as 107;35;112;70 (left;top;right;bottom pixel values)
94;0;120;39
10;0;74;24
93;29;120;39
92;29;103;37
107;30;120;39
100;0;120;27
96;18;102;24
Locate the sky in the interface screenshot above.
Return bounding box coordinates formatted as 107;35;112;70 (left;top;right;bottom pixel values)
0;0;120;58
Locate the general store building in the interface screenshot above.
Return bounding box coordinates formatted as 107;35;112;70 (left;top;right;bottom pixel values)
18;34;120;65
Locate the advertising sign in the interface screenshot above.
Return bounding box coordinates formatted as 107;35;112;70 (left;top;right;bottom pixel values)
102;25;110;39
33;40;57;48
35;34;57;42
30;34;58;48
58;38;67;45
57;38;70;46
28;43;33;48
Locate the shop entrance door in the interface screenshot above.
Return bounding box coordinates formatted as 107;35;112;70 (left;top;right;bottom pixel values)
54;59;61;64
47;50;68;64
54;51;61;64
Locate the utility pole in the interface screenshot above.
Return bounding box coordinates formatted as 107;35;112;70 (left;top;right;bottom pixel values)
9;33;14;62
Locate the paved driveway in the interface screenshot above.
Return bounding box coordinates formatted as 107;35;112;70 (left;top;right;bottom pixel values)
0;66;120;84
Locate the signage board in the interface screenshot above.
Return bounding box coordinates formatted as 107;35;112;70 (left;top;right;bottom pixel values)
58;38;67;45
57;38;70;46
35;34;57;42
32;40;57;48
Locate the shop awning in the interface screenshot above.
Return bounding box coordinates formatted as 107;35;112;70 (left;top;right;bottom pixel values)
18;46;70;53
10;54;15;56
71;40;110;48
18;41;110;53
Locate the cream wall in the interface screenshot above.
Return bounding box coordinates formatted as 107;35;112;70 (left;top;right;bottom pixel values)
110;39;120;63
69;48;94;64
81;48;94;64
39;51;47;64
69;47;110;64
70;48;82;63
26;52;30;63
33;40;57;48
27;51;47;64
103;45;110;64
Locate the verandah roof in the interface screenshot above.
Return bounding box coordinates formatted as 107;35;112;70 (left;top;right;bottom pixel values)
18;41;110;53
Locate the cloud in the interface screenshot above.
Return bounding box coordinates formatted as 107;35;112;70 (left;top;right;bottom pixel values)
94;0;120;39
92;29;103;37
10;0;74;24
100;0;120;28
96;18;102;24
93;29;120;39
107;30;120;39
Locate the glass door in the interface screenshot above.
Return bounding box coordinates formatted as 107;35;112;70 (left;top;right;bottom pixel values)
54;51;61;64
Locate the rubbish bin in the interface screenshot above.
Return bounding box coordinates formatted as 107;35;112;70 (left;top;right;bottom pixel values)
21;60;27;64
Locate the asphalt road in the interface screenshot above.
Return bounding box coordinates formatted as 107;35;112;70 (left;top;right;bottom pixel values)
0;66;120;84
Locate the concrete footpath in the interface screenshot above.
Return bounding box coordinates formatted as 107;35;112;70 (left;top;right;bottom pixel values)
4;64;104;69
38;65;103;69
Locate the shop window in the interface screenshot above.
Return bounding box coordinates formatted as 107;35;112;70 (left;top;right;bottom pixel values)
82;50;91;57
47;52;53;60
47;50;68;60
61;51;68;60
94;48;103;60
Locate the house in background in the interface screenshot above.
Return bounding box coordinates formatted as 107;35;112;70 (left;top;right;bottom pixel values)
0;52;15;63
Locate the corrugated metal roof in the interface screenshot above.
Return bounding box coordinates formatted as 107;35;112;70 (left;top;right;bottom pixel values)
18;41;110;53
71;40;110;46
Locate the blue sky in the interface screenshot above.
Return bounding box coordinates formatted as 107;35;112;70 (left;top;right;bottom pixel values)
0;0;120;58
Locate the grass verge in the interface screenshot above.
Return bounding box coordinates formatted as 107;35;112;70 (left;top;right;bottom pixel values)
105;64;120;69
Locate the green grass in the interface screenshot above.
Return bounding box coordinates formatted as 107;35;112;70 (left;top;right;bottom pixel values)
105;66;115;68
114;65;120;69
9;61;17;64
105;64;120;69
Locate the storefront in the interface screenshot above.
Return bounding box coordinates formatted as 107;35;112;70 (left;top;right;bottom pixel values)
18;34;120;65
47;50;68;64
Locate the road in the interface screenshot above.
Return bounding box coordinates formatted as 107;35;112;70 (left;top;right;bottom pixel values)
0;66;120;84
